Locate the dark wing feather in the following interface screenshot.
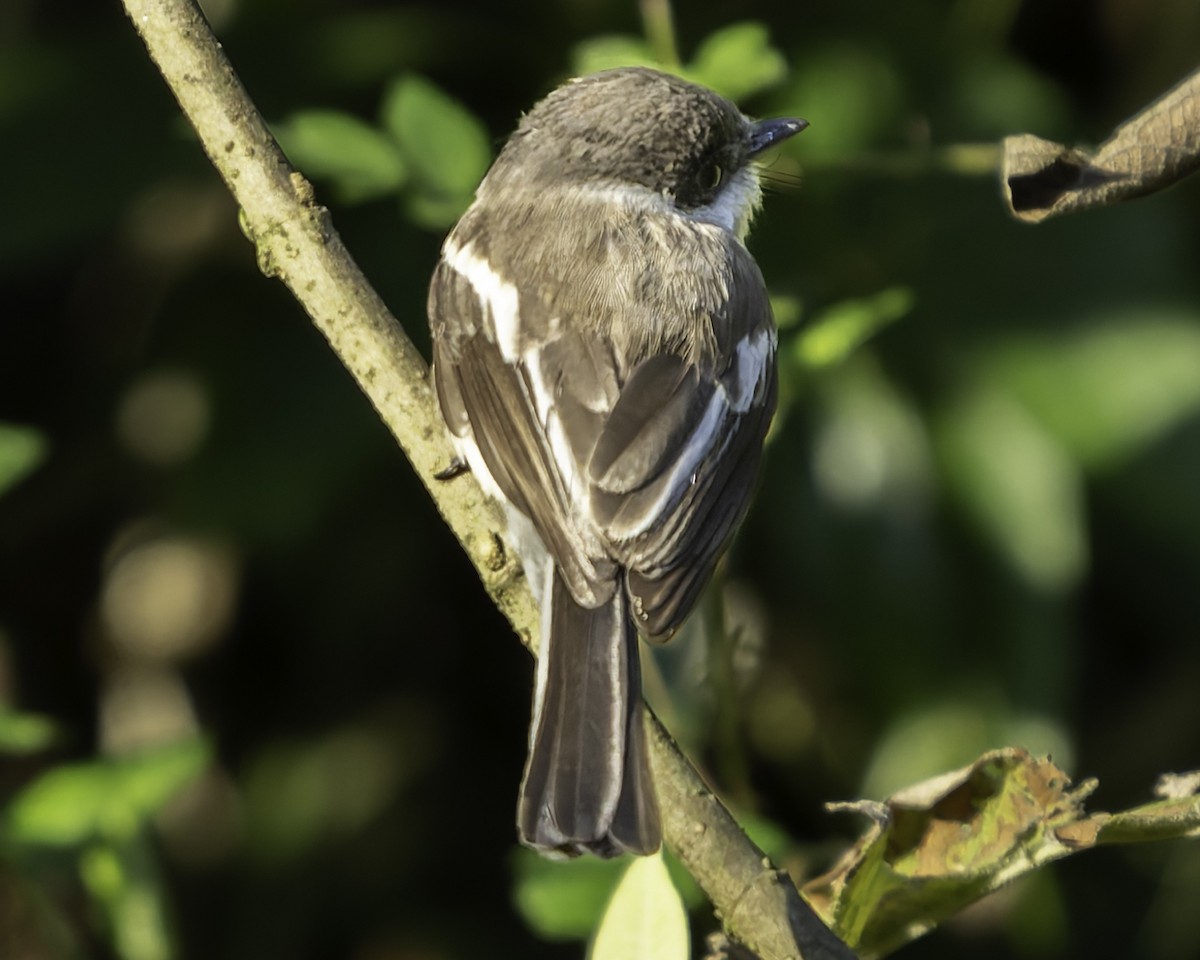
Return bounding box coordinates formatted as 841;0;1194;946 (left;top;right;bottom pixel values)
431;256;620;603
591;252;777;641
623;364;775;636
590;356;715;494
450;333;620;604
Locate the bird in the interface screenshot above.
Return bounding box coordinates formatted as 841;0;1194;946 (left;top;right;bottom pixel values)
427;66;806;858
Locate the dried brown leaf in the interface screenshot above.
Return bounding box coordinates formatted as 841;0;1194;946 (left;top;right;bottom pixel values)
802;748;1196;958
1002;67;1200;222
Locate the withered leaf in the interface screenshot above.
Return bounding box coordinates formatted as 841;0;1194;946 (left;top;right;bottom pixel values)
1002;67;1200;222
801;748;1200;959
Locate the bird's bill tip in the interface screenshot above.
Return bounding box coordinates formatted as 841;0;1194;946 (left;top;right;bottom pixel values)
747;117;809;156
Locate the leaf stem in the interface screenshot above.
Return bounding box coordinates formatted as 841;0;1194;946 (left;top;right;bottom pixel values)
640;0;681;69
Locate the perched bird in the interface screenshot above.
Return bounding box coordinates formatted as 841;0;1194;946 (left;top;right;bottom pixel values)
428;67;805;857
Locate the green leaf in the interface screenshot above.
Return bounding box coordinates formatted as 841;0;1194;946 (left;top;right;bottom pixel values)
590;852;689;960
110;738;211;823
382;74;491;222
571;35;661;75
685;22;787;102
954;56;1071;139
403;191;475;232
986;313;1200;470
769;293;804;331
0;422;47;495
80;842;127;902
275;110;407;203
5;739;210;846
738;809;794;862
5;762;112;846
511;847;626;940
805;749;1199;958
81;839;176;960
803;359;933;510
0;710;58;755
861;698;1073;802
793;287;913;370
936;386;1085;591
783;45;903;159
806;749;1099;956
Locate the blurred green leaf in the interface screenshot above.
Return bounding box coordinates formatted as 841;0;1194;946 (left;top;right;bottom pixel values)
793;287;913;370
6;762;112;846
512;847;625;940
784;45;903;159
242;739;336;864
738;809;797;863
590;852;688;960
572;35;661;75
274;110;407;203
1006;870;1070;958
81;840;175;960
936;386;1085;591
685;22;787;102
80;843;127;902
571;24;786;103
242;724;408;865
382;74;491;226
954;56;1071;139
769;293;803;331
110;739;211;824
0;710;58;755
860;696;1073;800
0;422;47;496
661;848;705;912
403;191;476;232
5;739;210;846
806;359;932;510
987;314;1200;470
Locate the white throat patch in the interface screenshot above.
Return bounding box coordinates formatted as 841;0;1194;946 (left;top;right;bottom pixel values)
685;165;763;241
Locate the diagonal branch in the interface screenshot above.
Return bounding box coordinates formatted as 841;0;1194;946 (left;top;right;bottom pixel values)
119;2;855;957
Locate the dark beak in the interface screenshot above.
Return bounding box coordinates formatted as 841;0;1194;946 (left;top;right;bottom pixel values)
747;117;808;157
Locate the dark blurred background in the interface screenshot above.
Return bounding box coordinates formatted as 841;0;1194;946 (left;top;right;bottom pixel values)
2;1;1198;958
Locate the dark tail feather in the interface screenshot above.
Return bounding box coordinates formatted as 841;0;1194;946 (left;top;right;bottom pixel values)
517;571;661;858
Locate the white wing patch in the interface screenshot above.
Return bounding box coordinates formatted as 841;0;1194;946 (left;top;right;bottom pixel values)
522;349;591;522
442;237;522;362
724;326;776;413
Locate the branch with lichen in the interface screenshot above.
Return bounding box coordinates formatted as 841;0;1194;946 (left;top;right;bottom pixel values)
118;1;854;958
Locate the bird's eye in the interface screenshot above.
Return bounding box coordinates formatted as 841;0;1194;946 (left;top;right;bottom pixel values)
676;160;727;210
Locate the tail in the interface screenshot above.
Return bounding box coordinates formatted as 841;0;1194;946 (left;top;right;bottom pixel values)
517;571;661;858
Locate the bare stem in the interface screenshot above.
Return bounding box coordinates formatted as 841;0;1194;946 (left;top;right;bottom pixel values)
640;0;681;68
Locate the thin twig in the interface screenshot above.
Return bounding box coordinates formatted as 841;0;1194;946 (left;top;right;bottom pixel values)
639;0;681;69
119;2;855;957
